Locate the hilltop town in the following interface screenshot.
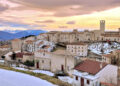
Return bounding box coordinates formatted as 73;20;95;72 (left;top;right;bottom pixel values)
0;20;120;86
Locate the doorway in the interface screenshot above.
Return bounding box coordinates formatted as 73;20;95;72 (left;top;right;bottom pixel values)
36;61;39;69
81;77;84;86
61;65;64;71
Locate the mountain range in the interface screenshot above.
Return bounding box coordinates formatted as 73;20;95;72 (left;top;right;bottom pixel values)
0;30;47;41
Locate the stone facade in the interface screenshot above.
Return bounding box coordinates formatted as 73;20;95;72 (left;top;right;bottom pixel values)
66;42;88;56
34;50;75;76
11;39;22;51
36;20;120;43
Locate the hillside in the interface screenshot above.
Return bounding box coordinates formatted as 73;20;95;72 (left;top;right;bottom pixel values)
0;30;46;41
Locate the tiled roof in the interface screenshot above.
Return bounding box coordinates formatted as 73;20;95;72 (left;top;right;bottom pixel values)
44;45;50;49
12;39;21;41
37;50;48;52
102;54;115;58
37;41;44;46
74;60;107;75
67;42;87;45
114;50;120;53
0;45;10;48
101;82;115;86
25;40;35;44
10;52;34;58
101;34;120;37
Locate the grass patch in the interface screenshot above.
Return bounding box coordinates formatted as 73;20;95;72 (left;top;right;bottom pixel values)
0;65;72;86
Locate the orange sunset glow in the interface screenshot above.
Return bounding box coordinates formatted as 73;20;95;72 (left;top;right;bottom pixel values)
0;0;120;31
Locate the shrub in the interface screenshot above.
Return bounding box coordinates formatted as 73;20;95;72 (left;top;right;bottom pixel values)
24;60;34;67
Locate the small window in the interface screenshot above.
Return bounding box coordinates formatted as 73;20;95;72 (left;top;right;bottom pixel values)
43;53;45;56
87;80;90;84
76;76;78;80
42;60;44;63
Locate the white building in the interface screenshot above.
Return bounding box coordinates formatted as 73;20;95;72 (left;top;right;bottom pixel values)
67;42;88;56
25;40;36;52
73;60;118;86
25;40;55;52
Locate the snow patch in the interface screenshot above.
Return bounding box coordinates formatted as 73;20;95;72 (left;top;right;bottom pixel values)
31;70;54;76
0;69;56;86
58;76;73;84
88;42;120;55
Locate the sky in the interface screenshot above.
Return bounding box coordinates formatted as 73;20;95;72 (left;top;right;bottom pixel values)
0;0;120;31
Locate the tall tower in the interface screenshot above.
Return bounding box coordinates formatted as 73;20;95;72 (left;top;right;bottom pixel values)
100;20;105;34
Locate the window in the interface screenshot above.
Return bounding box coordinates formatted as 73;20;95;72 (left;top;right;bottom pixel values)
43;53;45;56
42;60;44;63
76;76;78;80
87;79;90;84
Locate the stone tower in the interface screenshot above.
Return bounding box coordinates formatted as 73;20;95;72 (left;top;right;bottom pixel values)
100;20;105;34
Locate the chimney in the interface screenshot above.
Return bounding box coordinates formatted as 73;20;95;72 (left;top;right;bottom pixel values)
100;63;103;69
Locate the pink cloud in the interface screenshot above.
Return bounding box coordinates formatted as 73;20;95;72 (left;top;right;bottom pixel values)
66;21;76;24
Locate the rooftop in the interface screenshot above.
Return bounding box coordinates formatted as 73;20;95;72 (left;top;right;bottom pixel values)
25;40;35;44
12;39;21;41
102;54;115;58
52;49;72;55
0;45;10;48
114;49;120;53
74;60;107;75
67;42;87;45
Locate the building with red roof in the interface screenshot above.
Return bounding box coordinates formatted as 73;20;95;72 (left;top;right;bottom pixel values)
73;60;118;86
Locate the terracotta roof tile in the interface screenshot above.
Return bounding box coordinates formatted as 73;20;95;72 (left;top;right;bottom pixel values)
37;41;44;46
0;45;10;48
101;82;115;86
12;39;21;41
102;54;115;58
74;60;107;75
67;42;87;45
115;50;120;53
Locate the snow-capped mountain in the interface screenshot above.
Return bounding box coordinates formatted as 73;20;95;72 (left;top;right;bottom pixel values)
0;30;47;41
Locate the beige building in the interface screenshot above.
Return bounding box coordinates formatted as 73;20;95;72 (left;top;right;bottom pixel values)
101;54;115;64
96;50;120;65
34;50;51;70
34;50;75;76
9;52;34;63
113;50;120;66
11;39;22;51
39;20;120;43
67;42;88;56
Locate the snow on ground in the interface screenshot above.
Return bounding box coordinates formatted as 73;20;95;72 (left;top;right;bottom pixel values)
0;69;56;86
13;67;29;71
88;42;120;55
0;59;4;63
13;67;54;76
32;70;54;76
58;76;73;84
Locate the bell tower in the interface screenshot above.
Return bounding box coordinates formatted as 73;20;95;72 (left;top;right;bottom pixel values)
100;20;105;34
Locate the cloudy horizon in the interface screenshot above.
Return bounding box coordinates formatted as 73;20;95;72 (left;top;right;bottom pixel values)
0;0;120;31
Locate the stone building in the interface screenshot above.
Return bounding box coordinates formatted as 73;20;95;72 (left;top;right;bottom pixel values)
73;60;118;86
66;42;88;56
36;20;120;43
11;39;22;51
34;50;75;76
